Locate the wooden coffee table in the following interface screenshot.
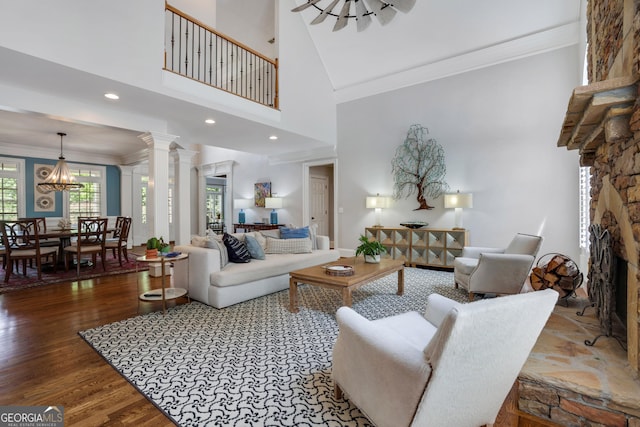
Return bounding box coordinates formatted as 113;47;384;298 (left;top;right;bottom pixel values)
288;257;404;313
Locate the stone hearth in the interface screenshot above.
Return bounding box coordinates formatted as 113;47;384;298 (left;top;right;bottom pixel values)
519;295;640;426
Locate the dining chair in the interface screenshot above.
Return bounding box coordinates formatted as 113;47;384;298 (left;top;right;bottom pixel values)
0;219;58;283
18;217;60;264
105;216;132;266
63;217;109;276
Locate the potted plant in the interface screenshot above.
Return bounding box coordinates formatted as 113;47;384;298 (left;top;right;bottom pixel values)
355;235;387;263
146;236;169;258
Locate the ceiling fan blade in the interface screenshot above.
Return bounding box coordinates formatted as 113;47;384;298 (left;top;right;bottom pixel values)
390;0;416;13
355;0;372;32
291;0;322;13
333;0;352;32
364;0;396;25
310;0;340;24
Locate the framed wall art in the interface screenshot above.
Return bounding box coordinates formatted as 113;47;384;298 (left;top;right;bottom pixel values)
254;182;271;207
34;163;56;212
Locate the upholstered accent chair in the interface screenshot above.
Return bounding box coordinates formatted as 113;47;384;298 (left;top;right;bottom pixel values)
453;233;543;301
332;289;558;427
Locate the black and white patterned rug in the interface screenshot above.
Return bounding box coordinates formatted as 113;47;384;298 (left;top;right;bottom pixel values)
79;267;467;426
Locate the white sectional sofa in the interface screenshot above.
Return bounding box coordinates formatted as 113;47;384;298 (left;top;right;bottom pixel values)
173;232;339;309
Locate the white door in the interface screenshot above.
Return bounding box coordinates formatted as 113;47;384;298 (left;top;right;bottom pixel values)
310;176;329;236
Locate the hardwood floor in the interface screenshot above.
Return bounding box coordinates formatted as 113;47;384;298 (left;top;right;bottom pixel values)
0;270;179;426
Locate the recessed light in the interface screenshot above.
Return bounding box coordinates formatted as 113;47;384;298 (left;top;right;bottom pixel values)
205;119;216;124
104;93;119;100
269;135;278;140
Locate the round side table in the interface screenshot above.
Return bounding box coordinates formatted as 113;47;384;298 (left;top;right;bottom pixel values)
136;253;189;315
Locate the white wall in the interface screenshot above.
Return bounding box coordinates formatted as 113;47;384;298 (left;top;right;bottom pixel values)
337;47;582;262
198;146;305;227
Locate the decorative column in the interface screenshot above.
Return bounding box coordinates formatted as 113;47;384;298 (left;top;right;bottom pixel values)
172;148;197;246
117;165;135;249
140;131;178;246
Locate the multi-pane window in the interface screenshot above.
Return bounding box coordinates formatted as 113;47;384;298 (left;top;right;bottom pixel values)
206;184;225;224
67;164;105;219
579;166;591;250
0;160;20;220
140;176;173;224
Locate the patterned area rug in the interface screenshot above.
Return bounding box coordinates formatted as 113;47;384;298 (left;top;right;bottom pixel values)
79;267;468;426
0;256;146;294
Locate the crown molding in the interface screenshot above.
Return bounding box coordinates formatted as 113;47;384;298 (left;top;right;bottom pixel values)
334;22;581;104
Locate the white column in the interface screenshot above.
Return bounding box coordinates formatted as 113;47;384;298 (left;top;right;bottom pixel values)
118;165;135;249
140;131;178;243
172;148;197;246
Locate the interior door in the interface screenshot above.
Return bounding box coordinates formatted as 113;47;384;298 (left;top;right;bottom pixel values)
310;176;329;236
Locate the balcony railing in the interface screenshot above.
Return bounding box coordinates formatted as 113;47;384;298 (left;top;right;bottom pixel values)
165;3;278;109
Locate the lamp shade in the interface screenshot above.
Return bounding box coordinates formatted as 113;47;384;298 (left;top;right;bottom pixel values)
265;197;283;209
444;193;473;209
234;198;251;209
366;195;391;209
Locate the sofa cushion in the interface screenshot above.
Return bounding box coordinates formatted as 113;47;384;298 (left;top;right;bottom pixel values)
210;250;340;288
265;237;312;254
245;235;266;260
453;257;478;275
223;233;251;263
280;226;309;239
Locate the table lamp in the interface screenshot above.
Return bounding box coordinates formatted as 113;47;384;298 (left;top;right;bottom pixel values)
366;193;391;227
234;199;251;224
265;197;283;225
444;191;473;229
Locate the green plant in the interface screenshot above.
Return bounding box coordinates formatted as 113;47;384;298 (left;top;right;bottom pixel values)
355;235;387;258
146;236;169;251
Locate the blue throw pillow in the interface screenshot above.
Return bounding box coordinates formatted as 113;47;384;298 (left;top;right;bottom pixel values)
280;226;309;239
245;235;266;260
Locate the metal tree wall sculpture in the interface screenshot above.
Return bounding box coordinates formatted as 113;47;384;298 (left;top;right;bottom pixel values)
391;125;449;210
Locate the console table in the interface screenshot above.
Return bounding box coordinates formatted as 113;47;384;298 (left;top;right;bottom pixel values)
233;223;284;233
365;227;468;269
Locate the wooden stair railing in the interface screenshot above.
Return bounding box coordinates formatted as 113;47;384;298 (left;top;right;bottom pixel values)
165;3;278;109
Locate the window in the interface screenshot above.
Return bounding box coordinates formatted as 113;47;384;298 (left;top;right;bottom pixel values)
0;158;25;220
206;182;225;225
579;166;591;250
65;164;106;219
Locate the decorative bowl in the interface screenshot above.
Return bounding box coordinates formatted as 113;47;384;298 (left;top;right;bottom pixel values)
400;221;429;229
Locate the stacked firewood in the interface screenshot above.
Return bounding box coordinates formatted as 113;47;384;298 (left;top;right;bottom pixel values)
530;254;582;298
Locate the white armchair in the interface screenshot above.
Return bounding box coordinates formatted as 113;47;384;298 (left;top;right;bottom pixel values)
454;233;543;300
332;288;558;427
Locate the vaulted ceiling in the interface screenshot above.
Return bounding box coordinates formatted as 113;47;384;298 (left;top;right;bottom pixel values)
0;0;584;163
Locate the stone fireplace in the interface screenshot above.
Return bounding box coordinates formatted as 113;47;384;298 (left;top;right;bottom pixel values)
557;0;640;376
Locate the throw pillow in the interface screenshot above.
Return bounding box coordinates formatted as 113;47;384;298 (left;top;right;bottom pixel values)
265;237;312;254
222;233;251;263
244;235;266;260
280;226;310;239
260;229;280;239
205;238;229;268
309;223;318;250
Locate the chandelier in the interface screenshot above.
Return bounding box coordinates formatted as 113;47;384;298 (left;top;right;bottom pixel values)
292;0;416;32
37;132;84;191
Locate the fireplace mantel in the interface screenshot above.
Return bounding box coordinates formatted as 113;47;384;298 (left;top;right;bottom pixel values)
557;75;638;166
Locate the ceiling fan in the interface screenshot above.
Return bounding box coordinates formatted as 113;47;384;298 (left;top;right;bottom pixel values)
292;0;416;32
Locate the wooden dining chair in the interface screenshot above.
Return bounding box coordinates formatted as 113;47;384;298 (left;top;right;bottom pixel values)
18;217;59;264
105;216;132;266
0;219;58;283
63;217;109;277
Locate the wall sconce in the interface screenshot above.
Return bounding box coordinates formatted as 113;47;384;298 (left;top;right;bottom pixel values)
444;191;473;229
265;197;283;225
234;199;251;224
366;193;391;227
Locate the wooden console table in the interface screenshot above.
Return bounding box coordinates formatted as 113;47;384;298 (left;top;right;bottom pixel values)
233;223;284;233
